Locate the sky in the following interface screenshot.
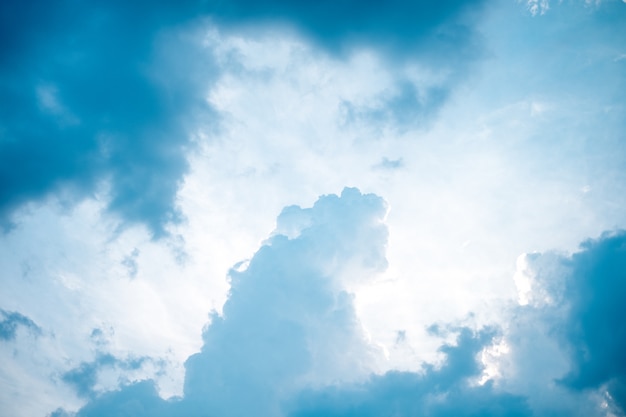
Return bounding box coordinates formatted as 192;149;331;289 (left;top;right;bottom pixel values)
0;0;625;416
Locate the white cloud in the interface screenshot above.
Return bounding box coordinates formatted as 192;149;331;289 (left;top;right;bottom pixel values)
525;0;550;15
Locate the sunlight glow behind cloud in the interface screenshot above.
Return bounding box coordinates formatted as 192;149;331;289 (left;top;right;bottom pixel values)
1;1;625;416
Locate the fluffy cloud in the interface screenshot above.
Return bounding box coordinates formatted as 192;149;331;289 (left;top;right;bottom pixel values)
181;188;389;416
51;188;529;417
55;209;626;417
57;188;386;416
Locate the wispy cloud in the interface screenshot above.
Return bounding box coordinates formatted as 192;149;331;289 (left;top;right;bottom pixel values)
0;309;41;341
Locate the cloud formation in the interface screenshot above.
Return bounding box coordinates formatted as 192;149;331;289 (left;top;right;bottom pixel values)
53;188;386;416
52;188;527;417
503;231;626;416
61;353;157;400
0;309;41;341
206;0;485;59
0;0;214;236
21;193;626;417
558;232;626;412
2;2;625;417
0;0;492;235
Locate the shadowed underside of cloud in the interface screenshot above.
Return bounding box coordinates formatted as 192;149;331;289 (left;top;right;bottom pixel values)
508;231;626;416
57;188;526;417
0;0;214;236
207;0;485;59
557;232;626;412
288;327;531;417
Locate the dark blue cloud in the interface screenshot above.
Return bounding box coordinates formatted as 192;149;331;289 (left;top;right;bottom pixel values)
506;231;626;416
0;309;41;341
556;231;626;412
206;0;485;59
0;1;490;234
0;0;215;236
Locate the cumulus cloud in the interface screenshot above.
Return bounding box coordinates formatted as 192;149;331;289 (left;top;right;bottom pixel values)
50;188;528;417
500;231;626;416
52;188;386;416
26;189;626;417
181;188;389;416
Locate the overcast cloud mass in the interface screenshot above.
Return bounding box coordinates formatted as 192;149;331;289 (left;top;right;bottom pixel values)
1;1;626;416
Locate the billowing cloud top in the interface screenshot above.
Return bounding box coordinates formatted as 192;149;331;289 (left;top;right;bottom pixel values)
42;188;377;416
53;188;533;417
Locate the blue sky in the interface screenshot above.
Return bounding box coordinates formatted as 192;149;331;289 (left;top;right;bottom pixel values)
1;1;625;416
